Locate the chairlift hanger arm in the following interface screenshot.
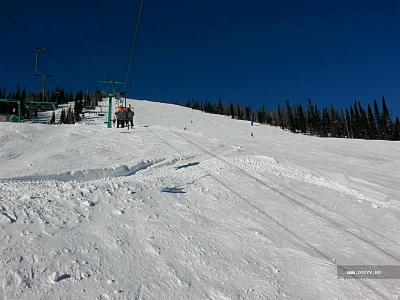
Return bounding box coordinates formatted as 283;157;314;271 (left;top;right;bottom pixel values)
35;48;50;77
97;80;125;85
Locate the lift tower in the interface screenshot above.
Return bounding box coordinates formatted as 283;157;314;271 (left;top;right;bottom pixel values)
97;80;125;128
35;48;50;102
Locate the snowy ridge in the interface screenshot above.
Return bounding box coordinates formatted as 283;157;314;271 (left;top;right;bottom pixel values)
4;158;164;182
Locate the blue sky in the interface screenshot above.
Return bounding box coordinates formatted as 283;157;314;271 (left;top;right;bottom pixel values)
1;0;400;115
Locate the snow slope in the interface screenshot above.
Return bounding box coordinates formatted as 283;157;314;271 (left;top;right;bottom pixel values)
0;99;400;299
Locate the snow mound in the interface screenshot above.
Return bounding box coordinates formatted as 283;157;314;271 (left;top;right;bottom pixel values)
6;159;164;182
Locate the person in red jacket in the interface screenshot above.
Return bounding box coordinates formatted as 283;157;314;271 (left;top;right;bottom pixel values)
115;106;126;128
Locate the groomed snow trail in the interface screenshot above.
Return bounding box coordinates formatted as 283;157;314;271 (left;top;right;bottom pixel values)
0;99;399;299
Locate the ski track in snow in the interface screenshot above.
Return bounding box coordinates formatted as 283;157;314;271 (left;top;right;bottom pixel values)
0;99;399;299
163;128;400;299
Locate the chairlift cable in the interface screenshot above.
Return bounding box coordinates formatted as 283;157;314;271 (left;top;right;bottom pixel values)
0;7;93;87
124;0;144;92
63;0;107;81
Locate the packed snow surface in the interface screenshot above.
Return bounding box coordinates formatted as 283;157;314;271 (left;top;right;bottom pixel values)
1;99;400;299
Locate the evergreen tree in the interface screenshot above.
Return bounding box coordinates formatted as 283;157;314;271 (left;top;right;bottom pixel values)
236;104;243;120
352;101;361;138
381;96;394;139
367;104;377;139
74;98;82;122
394;117;400;140
314;104;322;135
257;106;266;124
50;111;55;124
244;106;251;121
192;100;200;110
321;108;330;137
229;103;234;119
216;97;224;115
329;107;343;138
76;90;83;101
357;101;368;139
349;105;356;138
203;100;213;113
373;98;382;138
277;104;284;129
74;105;80;122
285;100;295;132
66;107;75;124
297;104;306;133
307;99;315;134
345;108;352;138
60;109;66;124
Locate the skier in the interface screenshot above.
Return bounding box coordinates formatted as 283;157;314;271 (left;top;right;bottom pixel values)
115;106;125;128
126;104;134;127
